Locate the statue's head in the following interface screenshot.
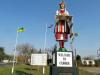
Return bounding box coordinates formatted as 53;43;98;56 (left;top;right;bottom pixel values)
59;1;65;9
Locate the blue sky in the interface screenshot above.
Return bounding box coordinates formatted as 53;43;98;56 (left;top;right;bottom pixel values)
0;0;100;57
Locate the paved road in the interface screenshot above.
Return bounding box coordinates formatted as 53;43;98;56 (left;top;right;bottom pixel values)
0;62;12;67
0;62;6;66
79;67;100;75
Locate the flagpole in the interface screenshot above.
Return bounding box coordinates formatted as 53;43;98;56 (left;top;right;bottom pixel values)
70;32;78;67
11;30;19;74
42;24;47;75
44;24;47;52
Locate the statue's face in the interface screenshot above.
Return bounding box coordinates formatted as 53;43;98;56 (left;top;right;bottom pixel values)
60;4;65;9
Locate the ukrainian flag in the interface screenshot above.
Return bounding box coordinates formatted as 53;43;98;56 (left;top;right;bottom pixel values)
17;27;25;32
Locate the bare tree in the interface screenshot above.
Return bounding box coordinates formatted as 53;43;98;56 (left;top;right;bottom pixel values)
16;43;37;63
83;55;95;60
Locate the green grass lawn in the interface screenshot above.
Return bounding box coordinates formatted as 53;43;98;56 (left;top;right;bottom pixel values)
0;64;97;75
0;64;49;75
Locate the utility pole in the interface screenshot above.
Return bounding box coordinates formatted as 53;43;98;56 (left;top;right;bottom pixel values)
97;48;100;59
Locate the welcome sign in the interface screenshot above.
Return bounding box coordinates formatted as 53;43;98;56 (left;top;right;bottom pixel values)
57;52;73;67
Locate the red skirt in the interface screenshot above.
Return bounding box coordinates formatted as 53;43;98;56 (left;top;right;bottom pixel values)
55;33;68;41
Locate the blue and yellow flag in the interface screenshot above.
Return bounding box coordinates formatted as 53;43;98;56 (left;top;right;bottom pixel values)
17;27;25;32
48;25;53;28
70;32;78;44
70;36;74;44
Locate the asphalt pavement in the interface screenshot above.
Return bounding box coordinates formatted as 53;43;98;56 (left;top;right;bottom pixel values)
79;67;100;75
0;62;12;67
